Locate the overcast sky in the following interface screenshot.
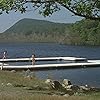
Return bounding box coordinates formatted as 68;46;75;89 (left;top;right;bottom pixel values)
0;7;82;33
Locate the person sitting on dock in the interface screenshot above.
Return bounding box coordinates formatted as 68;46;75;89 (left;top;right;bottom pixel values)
32;54;35;65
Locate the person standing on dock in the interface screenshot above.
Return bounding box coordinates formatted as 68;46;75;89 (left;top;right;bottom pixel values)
3;51;7;59
32;54;35;65
1;51;7;70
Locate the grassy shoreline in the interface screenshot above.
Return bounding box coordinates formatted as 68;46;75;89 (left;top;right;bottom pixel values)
0;70;100;100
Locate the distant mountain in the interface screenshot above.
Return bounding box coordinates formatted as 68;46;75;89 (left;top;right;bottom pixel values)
4;18;68;35
1;18;70;43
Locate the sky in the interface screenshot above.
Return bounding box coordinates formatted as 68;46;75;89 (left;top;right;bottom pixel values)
0;6;82;33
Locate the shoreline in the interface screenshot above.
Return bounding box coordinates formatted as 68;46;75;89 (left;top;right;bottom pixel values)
0;70;100;99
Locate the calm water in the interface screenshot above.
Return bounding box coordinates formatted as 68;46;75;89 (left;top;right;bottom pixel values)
0;43;100;87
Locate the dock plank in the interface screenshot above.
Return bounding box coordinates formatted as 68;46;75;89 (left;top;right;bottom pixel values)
0;57;87;62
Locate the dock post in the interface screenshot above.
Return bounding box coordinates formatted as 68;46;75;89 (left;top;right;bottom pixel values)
1;63;3;70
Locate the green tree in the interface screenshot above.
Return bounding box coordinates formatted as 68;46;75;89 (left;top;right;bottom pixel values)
0;0;100;20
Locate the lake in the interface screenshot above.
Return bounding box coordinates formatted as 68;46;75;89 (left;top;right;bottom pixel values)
0;43;100;87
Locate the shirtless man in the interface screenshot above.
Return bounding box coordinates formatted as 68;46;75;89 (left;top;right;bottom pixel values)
32;54;35;65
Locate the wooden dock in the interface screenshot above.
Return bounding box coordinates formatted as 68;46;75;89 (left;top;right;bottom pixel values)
0;56;100;70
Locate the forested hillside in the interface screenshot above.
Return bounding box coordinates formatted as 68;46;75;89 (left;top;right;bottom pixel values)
65;19;100;45
4;18;67;35
0;18;100;45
